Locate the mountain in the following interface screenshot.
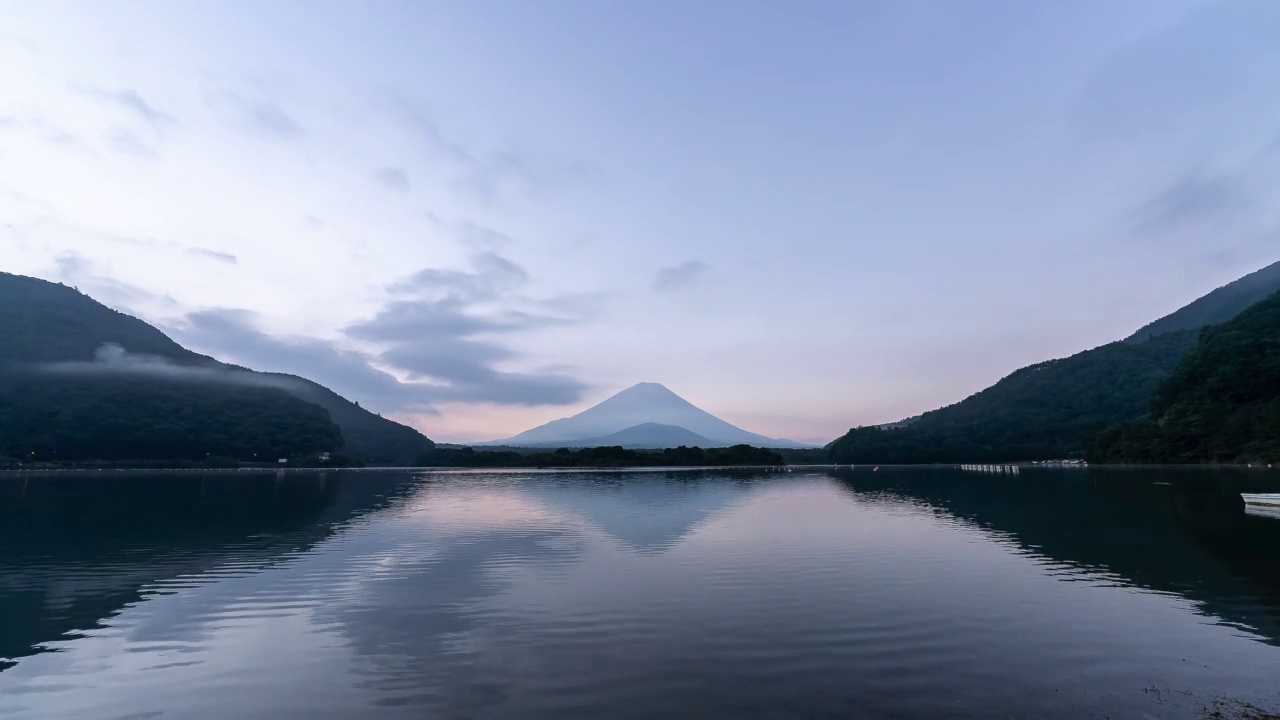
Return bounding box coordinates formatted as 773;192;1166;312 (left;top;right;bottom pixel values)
829;330;1199;463
830;259;1280;463
566;422;717;449
0;273;433;464
485;382;810;448
259;375;433;465
1091;290;1280;463
0;372;343;463
1126;260;1280;343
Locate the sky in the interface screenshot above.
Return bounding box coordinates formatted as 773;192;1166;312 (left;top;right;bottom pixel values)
1;0;1278;445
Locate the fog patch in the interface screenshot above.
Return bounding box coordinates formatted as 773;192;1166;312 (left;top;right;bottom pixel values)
37;343;298;391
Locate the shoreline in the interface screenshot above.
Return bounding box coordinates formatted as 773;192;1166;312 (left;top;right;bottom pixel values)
2;462;1279;475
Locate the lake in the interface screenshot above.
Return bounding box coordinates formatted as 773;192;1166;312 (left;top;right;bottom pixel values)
1;467;1278;719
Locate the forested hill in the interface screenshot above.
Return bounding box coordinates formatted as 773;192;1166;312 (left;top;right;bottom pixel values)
0;371;342;463
1125;260;1280;343
828;331;1198;464
0;272;207;365
828;259;1280;464
1090;291;1280;463
0;273;433;465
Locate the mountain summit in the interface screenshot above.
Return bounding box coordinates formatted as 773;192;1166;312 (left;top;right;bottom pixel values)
486;382;810;448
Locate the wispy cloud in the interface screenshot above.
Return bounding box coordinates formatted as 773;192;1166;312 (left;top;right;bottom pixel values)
0;115;86;151
213;93;305;140
455;220;515;250
1129;129;1280;238
346;252;592;405
161;251;595;411
104;127;159;159
386;97;577;206
172;309;440;415
185;247;238;264
653;260;710;292
1132;170;1255;235
387;251;528;302
374;166;411;193
41;342;275;387
98;88;177;131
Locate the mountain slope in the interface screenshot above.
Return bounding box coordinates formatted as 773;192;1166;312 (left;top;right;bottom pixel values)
0;272;208;365
829;331;1199;463
830;259;1280;463
1126;260;1280;343
0;371;342;462
1091;291;1280;463
488;382;808;448
264;376;432;465
0;273;433;464
557;422;718;449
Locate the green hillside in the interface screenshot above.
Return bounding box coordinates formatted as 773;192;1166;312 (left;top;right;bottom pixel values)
0;273;433;465
1090;292;1280;463
0;371;342;462
0;273;208;365
829;259;1280;465
829;331;1198;464
265;374;433;465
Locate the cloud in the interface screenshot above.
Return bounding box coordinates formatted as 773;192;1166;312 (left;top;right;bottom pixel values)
170;272;591;410
0;115;85;150
653;260;710;292
104;127;159;159
387;251;528;302
213;94;304;140
41;248;592;411
114;90;175;129
1129;131;1280;237
245;101;304;139
172;309;440;414
432;368;586;405
345;252;592;406
1132;171;1255;235
387;98;559;205
185;247;238;264
455;220;515;250
374;167;411;193
348;298;504;339
40;342;278;387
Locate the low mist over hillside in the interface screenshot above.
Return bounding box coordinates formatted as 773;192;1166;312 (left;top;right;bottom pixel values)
0;273;434;465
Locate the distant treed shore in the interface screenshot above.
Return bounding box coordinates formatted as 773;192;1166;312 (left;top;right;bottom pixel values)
0;444;789;470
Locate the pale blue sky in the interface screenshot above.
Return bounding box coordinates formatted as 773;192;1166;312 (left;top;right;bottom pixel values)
2;0;1278;443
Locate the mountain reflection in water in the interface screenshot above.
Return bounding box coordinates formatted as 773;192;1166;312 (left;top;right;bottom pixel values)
0;468;1277;719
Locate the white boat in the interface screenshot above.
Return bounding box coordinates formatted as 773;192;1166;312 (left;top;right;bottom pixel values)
1242;493;1280;507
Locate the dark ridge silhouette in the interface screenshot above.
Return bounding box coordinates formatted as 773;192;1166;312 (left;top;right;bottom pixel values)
0;272;433;465
1126;260;1280;343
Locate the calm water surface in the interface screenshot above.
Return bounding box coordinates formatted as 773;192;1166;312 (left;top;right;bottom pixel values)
1;467;1278;719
